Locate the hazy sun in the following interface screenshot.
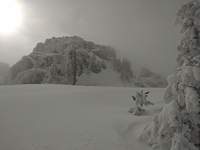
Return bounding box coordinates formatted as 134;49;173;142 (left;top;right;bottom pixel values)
0;0;23;35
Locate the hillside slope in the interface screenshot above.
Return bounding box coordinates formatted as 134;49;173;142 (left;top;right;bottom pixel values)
7;36;167;87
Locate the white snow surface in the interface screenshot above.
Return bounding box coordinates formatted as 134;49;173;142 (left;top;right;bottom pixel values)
77;68;126;87
0;85;165;150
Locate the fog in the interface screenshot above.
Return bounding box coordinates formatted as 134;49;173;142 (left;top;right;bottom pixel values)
0;0;188;76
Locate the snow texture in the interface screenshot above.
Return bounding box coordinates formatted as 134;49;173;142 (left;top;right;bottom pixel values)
0;85;164;150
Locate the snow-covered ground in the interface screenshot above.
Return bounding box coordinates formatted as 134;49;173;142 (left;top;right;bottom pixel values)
77;68;127;87
0;85;165;150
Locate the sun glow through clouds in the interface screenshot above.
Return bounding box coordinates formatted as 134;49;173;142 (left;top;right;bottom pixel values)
0;0;23;35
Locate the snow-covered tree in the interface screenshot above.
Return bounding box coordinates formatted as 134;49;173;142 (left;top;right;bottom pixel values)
9;56;34;82
14;68;46;84
129;90;153;115
140;1;200;150
8;36;165;87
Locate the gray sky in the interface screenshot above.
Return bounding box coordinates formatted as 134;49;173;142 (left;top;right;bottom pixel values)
0;0;188;76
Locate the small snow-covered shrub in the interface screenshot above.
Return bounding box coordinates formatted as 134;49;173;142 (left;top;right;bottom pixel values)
129;90;154;115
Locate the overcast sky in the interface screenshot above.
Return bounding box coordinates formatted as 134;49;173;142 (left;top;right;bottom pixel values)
0;0;188;76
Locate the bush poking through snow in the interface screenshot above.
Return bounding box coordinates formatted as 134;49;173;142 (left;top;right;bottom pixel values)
129;90;154;115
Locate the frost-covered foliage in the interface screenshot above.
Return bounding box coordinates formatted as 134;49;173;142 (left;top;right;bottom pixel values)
129;90;153;115
14;68;46;84
7;36;115;85
9;56;34;81
93;46;116;61
140;1;200;150
7;36;166;87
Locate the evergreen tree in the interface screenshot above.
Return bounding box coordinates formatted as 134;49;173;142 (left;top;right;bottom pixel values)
140;1;200;149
